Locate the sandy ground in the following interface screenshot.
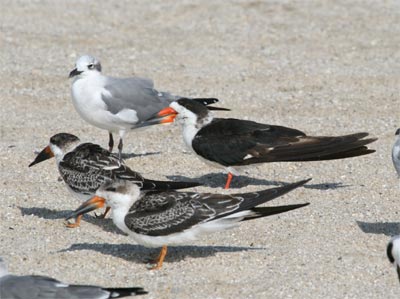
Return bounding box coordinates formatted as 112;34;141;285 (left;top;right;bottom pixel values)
1;0;399;298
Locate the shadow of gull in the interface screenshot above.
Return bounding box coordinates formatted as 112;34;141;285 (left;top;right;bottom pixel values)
60;242;264;264
121;151;161;160
356;221;400;236
167;173;347;190
19;206;71;219
18;207;125;235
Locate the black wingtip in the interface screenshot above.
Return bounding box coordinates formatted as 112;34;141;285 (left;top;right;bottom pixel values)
244;202;310;220
190;98;231;111
191;98;219;106
105;287;148;297
207;105;231;111
142;179;202;191
280;178;312;191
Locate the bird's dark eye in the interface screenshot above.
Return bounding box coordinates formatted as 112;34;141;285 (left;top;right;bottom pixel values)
88;64;94;69
106;187;116;192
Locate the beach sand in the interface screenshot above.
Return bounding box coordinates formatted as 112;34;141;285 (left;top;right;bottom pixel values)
1;1;399;298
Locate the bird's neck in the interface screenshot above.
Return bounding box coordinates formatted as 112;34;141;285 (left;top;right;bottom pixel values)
182;123;200;149
181;115;213;149
72;72;105;97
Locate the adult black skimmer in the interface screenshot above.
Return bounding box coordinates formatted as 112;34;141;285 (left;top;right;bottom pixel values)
29;133;201;227
0;257;147;298
67;178;310;270
69;55;227;159
144;98;377;189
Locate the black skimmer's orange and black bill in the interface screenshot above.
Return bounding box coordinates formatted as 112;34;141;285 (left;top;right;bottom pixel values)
29;133;202;227
392;128;400;177
142;98;377;189
0;257;147;298
67;178;311;270
387;236;400;283
69;55;228;159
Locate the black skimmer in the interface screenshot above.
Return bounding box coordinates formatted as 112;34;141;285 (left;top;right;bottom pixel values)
144;98;377;189
387;236;400;283
0;257;147;298
69;55;228;159
393;128;400;177
29;133;201;227
67;178;311;270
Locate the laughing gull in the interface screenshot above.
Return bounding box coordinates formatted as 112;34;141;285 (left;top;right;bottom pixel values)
387;236;400;283
29;133;201;227
69;55;225;159
143;98;377;189
67;178;310;270
0;257;147;298
392;128;400;177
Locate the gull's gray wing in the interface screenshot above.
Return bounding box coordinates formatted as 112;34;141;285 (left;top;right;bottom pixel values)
59;143;144;195
0;274;146;299
101;76;178;122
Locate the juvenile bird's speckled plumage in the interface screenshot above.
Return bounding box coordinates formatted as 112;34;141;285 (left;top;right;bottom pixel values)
29;133;201;227
68;178;310;269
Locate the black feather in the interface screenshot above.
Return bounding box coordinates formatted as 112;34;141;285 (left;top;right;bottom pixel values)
242;203;310;221
104;287;148;297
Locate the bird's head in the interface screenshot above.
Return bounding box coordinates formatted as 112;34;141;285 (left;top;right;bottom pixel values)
69;55;102;79
29;133;80;167
135;98;229;130
66;180;141;223
155;98;215;130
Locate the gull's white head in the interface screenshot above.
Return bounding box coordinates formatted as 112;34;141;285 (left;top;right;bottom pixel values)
69;55;102;79
0;257;9;278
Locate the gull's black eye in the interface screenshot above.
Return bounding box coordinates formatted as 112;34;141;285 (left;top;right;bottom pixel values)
88;64;94;69
106;187;116;192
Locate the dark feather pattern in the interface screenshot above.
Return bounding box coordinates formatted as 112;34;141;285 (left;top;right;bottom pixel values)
59;143;144;194
59;143;201;194
192;118;377;166
124;179;310;236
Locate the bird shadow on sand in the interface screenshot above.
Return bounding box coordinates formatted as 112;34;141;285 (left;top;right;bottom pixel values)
166;173;348;190
356;221;400;236
18;207;125;235
121;151;161;160
59;242;264;265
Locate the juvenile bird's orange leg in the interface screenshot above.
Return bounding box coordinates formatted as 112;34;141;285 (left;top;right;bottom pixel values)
149;245;168;270
224;172;233;189
65;215;82;228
